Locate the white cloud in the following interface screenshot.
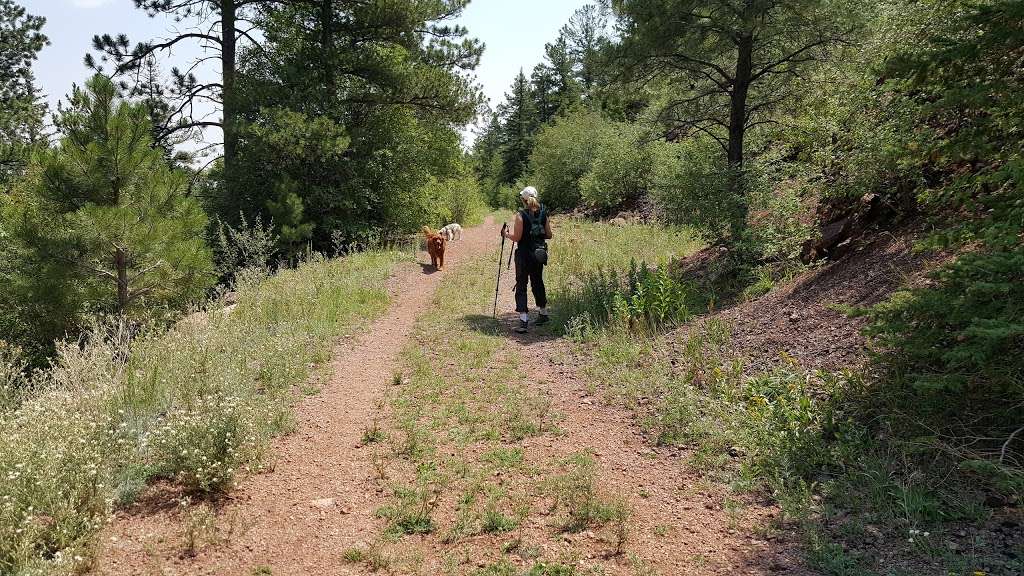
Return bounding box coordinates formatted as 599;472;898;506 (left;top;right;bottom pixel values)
70;0;115;8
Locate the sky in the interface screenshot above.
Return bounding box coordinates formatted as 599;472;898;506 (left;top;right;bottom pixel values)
22;0;592;150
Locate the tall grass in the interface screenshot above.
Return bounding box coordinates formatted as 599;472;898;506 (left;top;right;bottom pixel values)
547;218;703;334
0;250;405;574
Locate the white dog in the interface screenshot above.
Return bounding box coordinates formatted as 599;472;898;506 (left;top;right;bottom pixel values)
438;223;462;241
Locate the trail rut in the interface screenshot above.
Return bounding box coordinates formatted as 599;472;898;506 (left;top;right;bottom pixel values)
97;219;498;576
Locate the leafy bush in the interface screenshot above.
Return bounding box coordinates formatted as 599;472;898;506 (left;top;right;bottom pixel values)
213;213;279;283
652;136;743;242
865;246;1024;480
580;121;661;213
560;261;701;334
423;173;487;228
528;107;605;210
0;250;404;573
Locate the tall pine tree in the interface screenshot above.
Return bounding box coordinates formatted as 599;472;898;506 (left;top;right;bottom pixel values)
531;36;581;124
0;0;48;186
498;70;539;185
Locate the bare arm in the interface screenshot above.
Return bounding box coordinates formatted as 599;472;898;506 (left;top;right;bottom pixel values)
544;217;553;240
503;213;524;242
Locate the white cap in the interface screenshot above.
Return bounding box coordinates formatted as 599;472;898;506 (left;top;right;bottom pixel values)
520;186;538;200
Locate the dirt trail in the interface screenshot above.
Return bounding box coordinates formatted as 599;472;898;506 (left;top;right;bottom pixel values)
99;216;810;576
97;218;499;576
493;296;812;575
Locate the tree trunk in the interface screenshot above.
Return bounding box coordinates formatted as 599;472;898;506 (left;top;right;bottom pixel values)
728;33;753;171
320;0;334;96
115;246;128;313
220;0;238;179
727;32;754;240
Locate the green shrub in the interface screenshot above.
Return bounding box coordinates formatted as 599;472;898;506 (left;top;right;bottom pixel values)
427;173;487;227
528;107;605;210
652;136;741;241
865;246;1024;485
213;213;279;283
559;260;703;335
580;122;661;213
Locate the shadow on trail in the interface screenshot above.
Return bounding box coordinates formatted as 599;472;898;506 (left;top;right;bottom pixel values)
418;262;440;275
459;313;562;343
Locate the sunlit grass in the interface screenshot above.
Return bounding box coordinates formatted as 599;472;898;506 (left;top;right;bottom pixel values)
0;250;406;574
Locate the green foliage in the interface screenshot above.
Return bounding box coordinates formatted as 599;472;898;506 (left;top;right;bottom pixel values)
2;75;213;359
0;249;403;574
562;261;700;335
212;213;279;283
852;0;1024;490
0;0;48;186
421;172;487;228
498;70;541;186
580;121;661;212
378;483;437;537
222;0;482;247
266;178;315;257
527;107;604;210
653;136;742;242
865;246;1024;478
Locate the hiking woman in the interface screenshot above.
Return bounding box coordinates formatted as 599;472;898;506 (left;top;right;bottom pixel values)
501;186;553;333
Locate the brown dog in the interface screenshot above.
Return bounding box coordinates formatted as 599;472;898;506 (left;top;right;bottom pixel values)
422;226;447;271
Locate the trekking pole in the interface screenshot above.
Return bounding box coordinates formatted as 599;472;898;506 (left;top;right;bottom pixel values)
507;241;515;270
493;223;508;318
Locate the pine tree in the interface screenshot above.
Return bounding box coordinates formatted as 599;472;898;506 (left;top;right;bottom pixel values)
532;36;581;124
0;0;48;185
6;75;213;350
560;4;609;94
498;70;539;185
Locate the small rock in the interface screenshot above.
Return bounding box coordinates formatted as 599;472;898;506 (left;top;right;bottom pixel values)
310;498;335;509
946;540;960;551
789;312;801;322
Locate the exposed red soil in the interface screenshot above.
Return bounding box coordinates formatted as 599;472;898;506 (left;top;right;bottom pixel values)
95;219;498;576
684;228;949;375
483;280;815;574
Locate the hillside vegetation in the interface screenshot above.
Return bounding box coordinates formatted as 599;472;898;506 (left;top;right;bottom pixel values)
469;0;1023;574
0;0;1020;574
0;251;405;573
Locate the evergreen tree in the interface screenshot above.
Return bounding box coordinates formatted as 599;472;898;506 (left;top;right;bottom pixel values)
87;0;268;183
531;36;581;124
0;0;48;186
471;111;505;202
226;0;483;245
4;75;213;354
611;0;852;237
498;70;539;185
560;4;609;94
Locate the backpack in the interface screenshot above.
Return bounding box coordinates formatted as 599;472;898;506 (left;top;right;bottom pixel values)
520;206;546;240
521;206;549;265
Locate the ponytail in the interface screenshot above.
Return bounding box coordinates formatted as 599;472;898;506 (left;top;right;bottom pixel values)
525;196;540;212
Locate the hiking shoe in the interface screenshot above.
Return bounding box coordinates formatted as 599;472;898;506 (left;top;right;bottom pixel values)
514;319;528;333
535;314;550;326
